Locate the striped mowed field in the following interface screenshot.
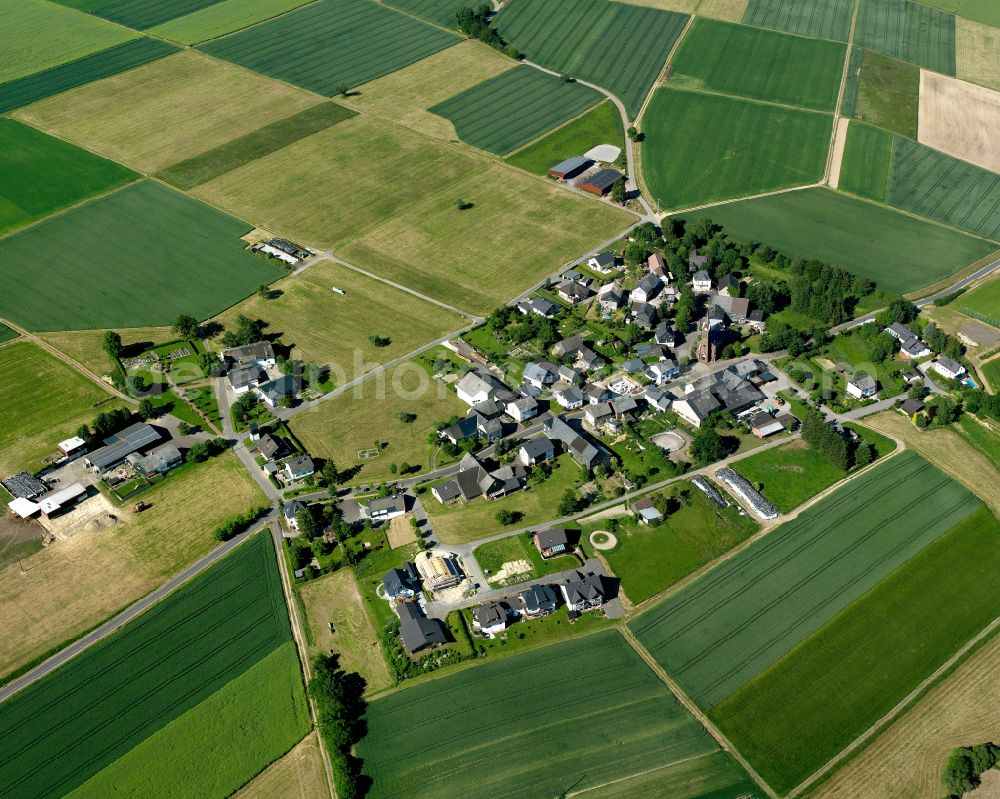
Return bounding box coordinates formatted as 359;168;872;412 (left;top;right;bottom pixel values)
740;0;854;40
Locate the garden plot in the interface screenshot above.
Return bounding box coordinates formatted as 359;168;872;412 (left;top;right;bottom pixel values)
919;69;1000;174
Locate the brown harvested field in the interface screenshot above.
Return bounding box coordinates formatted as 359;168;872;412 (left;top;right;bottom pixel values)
341;41;515;141
192;114;482;250
298;569;392;693
812;628;1000;799
617;0;699;11
692;0;748;21
918;69;1000;175
15;51;318;173
386;513;417;548
233;732;329;799
957;17;1000;92
38;326;171;377
0;453;264;680
214;260;464;379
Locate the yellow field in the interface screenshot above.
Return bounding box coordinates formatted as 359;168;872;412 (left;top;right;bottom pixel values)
298;569;392;693
16;51;318;173
0;453;264;679
192;114;482;249
617;0;699;10
341;40;515;140
957;17;1000;92
694;0;749;21
38;326;172;377
214;260;464;378
918;69;1000;175
233;732;329;799
339;162;634;314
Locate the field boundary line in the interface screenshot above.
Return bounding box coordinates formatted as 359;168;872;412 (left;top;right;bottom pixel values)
182;0;327;47
566;749;717;797
658;181;821;219
822;0;860;184
657;83;839;116
502;95;607;158
635;12;695;127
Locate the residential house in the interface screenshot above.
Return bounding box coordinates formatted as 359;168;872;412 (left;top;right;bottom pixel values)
431;480;461;504
534;528;570;559
630;273;661;304
644;386;672;412
636;343;668;360
885;322;918;342
557;365;580;384
689;250;708;272
456;371;495;406
654;322;676;346
692;270;713;292
846;374;878;399
519;438;555;466
747;310;766;333
632;497;663;525
553;335;584;359
283;499;304;531
415;551;464;591
436;453;527;503
647;252;667;278
382;562;421;600
544;415;608;469
554;385;585;409
597;281;624;313
584;384;613;404
578;347;605;371
584;402;613;428
588;251;617;273
256;433;283;461
748;411;784;438
645;360;680;385
397;602;447;653
519;584;558;617
256;374;302;407
523;361;559;389
474;412;503;442
622;358;644;374
440;416;479;444
366;494;406;522
900;398;925;415
517;296;558;318
632;302;657;330
560;571;607;612
228;365;265;394
221;340;276;370
932;357;966;380
472;602;510;638
557;281;592;304
284;455;315;481
900;337;931;359
506;396;539;423
713;295;750;324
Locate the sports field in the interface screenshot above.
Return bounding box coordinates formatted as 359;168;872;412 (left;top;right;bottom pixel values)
193;114;481;249
960;276;1000;328
855;0;957;74
430;67;602;155
641;88;831;210
149;0;313;44
670;18;845;110
338;162;633;314
507;100;623;174
837;121;893;200
698;188;997;295
848;48;919;137
383;0;476;27
0;532;297;799
0;118;135;235
200;0;460;96
357;630;758;799
0;181;283;331
494;0;688;117
16;50;318;173
740;0;854;40
713;504;1000;794
629;451;980;708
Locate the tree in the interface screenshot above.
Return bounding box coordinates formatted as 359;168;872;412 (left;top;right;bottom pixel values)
335;82;350;97
308;654;367;799
396;411;417;424
689;427;725;465
137;398;156;420
172;314;200;339
103;330;123;361
626;125;644;142
278;391;293;409
557;488;579;516
853;440;874;468
611;177;627;205
368;334;390;347
495;509;518;525
257;284;271;300
297;506;322;540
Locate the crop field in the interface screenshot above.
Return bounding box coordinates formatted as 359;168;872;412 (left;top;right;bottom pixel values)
215;260;464;394
917;0;1000;26
200;0;460;96
712;504;1000;794
838;121;893;200
0;118;135;235
383;0;476;27
357;630;758;799
0;38;177;114
698;187;997;294
0;181;283;331
149;0;314;44
159;102;357;189
234;732;328;799
193;114;481;250
919;69;1000;175
62;0;229;29
338;162;633;314
855;0;957;74
629;451;980;708
641;88;831;210
0;0;134;84
846;48;919;137
956;17;1000;91
887;135;1000;241
494;0;689;117
740;0;854;40
507;100;623;174
0;532;293;798
0;342;115;475
670;18;845;110
579;750;763;799
960;276;1000;328
430;67;603;155
68;642;309;799
16;51;318;174
0;324;17;343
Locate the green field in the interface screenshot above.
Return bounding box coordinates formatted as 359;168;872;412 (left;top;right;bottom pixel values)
920;0;1000;26
741;0;854;41
642;88;831;210
697;187;997;295
855;0;957;74
670;18;845;110
506;99;623;174
0;38;177;114
960;277;1000;328
383;0;476;27
149;0;313;44
201;0;460;95
847;48;919;137
159;102;357;189
838;121;893;200
357;630;760;799
712;504;1000;794
0;118;135;235
0;181;283;331
495;0;688;117
0;533;296;798
0;324;16;343
430;67;602;155
629;451;980;708
66;0;226;29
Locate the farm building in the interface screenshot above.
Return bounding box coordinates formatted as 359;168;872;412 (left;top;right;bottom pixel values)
397;602;447;653
38;482;88;518
221;340;276;369
716;467;778;520
228;365;265;394
85;423;161;473
2;471;48;500
253;238;312;265
366;494;406;522
548;155;592;180
585;144;621;163
576;168;622;196
632;497;663;525
534;528;570;559
692;475;729;508
126;443;182;477
7;497;40;519
57;436;88;459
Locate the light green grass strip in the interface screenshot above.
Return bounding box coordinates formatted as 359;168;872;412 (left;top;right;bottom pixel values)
150;0;313;44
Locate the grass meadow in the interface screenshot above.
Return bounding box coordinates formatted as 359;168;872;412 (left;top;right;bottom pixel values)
0;181;283;331
919;0;1000;25
741;0;854;40
852;48;919;136
960;276;1000;328
149;0;314;44
855;0;956;73
36;326;171;376
507;99;623;174
472;532;580;581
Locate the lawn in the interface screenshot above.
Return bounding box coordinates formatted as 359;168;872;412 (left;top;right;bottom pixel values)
0;0;134;84
0;342;118;475
0;38;177;114
960;274;1000;328
67;642;309;799
669;18;845;110
0;118;135;236
629;451;981;708
200;0;460;95
855;0;956;74
0;532;293;798
506;100;624;174
850;48;919;137
472;531;579;583
697;187;997;295
494;0;689;117
193;114;482;250
430;66;602;155
36;326;171;376
356;629;757;799
594;483;759;605
183;386;223;431
641;88;831;210
0;181;283;331
740;0;855;41
16;51;318;174
234;732;328;799
838;120;893;200
149;0;314;44
338;162;633;314
712;504;1000;795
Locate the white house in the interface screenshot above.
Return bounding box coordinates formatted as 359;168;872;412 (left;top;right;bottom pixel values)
519;438;554;466
554;385;584;409
692;270;712;292
588;251;617;273
506;396;539;422
932;357;966;380
283;499;304;530
630;273;661;304
284;455;315;481
645;360;680;385
472;602;509;638
456;372;493;406
846;375;878;399
366;494;406;522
